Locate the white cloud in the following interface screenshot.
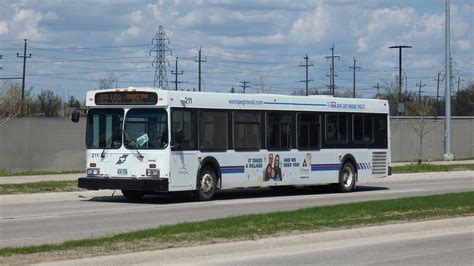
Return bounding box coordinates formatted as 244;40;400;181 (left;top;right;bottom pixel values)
115;26;141;43
211;33;284;47
289;3;330;43
130;10;143;23
458;40;471;51
0;21;9;35
356;7;416;52
43;11;59;20
11;9;45;40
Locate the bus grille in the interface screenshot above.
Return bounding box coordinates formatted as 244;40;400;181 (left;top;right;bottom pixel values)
372;152;387;175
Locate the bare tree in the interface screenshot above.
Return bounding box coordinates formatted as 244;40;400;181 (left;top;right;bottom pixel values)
36;90;62;117
257;73;271;94
98;73;118;90
0;82;34;126
408;101;435;164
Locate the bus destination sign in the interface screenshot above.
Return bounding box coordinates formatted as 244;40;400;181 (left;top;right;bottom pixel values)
95;92;158;105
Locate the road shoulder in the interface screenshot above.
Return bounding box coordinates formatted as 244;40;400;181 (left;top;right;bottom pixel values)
40;216;474;265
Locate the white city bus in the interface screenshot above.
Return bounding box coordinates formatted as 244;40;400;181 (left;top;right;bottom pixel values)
71;87;391;201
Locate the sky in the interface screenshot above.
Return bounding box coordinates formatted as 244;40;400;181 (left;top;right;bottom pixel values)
0;0;473;101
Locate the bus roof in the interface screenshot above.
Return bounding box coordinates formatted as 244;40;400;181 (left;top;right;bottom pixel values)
86;87;389;114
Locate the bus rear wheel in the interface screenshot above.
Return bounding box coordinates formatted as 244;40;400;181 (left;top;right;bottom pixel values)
194;167;217;201
121;190;145;201
337;162;356;192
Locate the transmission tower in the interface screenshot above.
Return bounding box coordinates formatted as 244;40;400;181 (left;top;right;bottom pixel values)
150;26;172;89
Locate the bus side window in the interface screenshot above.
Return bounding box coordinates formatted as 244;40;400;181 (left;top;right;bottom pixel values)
171;109;195;150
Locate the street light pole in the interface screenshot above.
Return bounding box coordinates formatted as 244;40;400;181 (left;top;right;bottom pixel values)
115;74;128;88
389;45;412;115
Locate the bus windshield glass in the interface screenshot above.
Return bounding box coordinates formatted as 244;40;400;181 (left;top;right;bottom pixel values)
124;108;168;149
86;108;124;149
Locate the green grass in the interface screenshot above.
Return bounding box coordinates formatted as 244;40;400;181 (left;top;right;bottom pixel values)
392;163;474;174
0;180;79;194
1;192;472;261
0;170;83;177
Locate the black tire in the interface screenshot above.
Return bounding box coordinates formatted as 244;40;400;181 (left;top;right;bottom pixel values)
121;190;145;200
194;167;217;201
337;162;356;192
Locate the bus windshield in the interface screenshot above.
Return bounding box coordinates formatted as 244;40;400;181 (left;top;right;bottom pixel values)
86;108;124;149
124;108;168;149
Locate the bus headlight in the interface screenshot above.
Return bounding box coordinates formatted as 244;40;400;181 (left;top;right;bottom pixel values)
87;168;100;176
146;169;159;177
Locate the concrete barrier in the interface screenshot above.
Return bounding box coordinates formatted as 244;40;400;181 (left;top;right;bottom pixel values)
1;117;473;172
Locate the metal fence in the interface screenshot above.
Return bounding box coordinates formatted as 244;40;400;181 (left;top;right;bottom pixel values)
1;117;473;172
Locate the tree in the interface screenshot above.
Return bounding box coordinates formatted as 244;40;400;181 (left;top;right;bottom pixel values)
98;73;118;90
454;82;474;116
0;82;35;123
257;73;271;93
408;101;435;164
68;96;81;108
36;90;62;117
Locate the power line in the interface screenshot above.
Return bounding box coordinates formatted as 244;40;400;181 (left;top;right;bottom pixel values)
299;53;314;96
325;44;340;96
239;81;250;93
150;25;172;89
374;83;380;99
194;47;207;92
349;57;361;98
416;78;426;102
434;72;444;115
16;39;32;114
170;57;183;91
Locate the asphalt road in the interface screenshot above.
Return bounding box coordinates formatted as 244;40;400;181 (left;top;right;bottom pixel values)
1;171;473;248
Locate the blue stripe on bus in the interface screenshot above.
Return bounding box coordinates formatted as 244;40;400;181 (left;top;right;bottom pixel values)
263;102;326;107
221;166;245;174
311;164;340;171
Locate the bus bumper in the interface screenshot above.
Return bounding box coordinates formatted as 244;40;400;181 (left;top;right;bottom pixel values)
78;177;169;191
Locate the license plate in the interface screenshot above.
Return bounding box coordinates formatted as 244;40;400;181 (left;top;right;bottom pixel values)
117;169;128;175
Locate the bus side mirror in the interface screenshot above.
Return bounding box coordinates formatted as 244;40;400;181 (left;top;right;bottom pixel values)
71;110;81;123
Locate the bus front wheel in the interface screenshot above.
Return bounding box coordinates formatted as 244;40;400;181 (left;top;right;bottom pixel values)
194;167;217;201
121;190;145;201
338;162;356;192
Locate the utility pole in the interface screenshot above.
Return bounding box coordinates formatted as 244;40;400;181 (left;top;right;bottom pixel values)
170;57;183;91
240;81;250;93
416;79;426;102
150;25;172;89
325;44;339;96
374;83;380;99
17;39;32;115
349;57;361;98
434;72;444;115
444;0;453;160
299;53;314;96
389;44;412;115
194;47;207;92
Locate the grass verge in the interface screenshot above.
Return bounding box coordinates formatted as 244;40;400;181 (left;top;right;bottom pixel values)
0;180;79;194
1;192;472;264
0;170;83;177
392;163;474;174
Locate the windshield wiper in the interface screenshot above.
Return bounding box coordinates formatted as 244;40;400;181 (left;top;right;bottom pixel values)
101;131;119;158
123;129;144;159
